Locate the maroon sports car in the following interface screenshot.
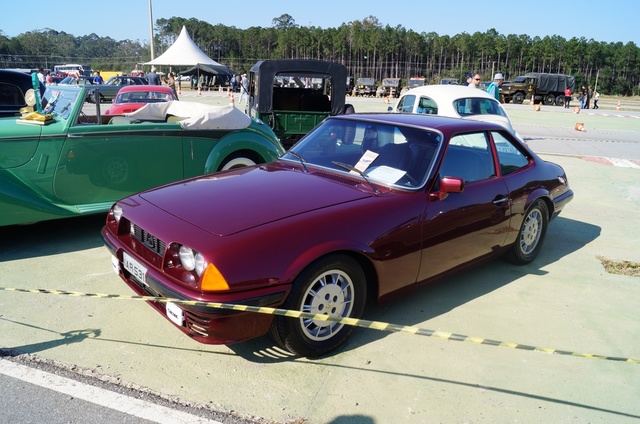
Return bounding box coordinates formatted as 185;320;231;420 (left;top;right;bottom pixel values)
102;113;573;357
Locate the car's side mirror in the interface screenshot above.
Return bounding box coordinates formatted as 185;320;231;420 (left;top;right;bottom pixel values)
429;176;464;201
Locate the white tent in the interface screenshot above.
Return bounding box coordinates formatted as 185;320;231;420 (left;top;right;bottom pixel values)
144;26;222;67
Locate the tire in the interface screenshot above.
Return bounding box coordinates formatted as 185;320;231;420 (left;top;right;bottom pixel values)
507;199;549;264
555;96;565;107
219;153;259;171
512;92;525;104
269;254;367;357
544;94;556;106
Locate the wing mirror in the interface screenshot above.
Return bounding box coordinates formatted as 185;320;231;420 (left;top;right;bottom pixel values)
430;176;464;201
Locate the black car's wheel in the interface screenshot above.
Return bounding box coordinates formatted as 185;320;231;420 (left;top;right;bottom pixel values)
512;92;525;104
270;254;366;357
507;199;549;264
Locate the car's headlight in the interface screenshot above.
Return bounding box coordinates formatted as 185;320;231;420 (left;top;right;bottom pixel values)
112;204;123;222
179;245;207;277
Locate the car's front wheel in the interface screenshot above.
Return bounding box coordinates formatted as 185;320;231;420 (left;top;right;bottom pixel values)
270;255;367;357
507;199;549;264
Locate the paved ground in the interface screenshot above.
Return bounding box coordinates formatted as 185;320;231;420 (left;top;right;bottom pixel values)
1;94;639;423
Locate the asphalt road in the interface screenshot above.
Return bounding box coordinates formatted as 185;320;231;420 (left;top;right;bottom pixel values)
2;94;639;423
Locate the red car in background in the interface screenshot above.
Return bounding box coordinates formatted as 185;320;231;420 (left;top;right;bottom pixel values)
104;85;177;115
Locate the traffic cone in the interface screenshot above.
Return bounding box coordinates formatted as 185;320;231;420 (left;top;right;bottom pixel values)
575;122;586;132
574;106;580;114
616;100;621;111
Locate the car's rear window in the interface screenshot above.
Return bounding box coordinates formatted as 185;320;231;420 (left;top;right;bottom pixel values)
453;98;507;117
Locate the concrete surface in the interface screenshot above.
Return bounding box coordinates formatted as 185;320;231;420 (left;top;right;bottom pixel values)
1;93;639;423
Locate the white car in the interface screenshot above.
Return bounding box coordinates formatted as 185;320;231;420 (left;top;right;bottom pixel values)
392;85;523;141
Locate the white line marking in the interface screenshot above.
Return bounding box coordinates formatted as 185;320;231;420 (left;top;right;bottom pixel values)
607;158;640;169
0;359;222;424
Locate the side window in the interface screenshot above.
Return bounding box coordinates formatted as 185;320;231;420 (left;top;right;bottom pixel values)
440;132;495;183
0;83;23;107
397;95;415;113
417;97;438;114
492;132;530;175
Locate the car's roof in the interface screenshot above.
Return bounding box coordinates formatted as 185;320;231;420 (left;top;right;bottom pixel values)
117;85;173;93
329;112;506;134
401;84;495;100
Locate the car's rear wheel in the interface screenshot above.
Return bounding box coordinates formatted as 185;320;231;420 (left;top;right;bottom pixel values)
507;199;549;264
219;152;260;171
270;255;366;357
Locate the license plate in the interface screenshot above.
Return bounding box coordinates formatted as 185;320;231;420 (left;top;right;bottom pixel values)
123;252;147;284
110;255;120;274
166;302;184;326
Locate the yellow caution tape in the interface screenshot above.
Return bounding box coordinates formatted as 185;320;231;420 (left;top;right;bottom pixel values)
2;287;638;364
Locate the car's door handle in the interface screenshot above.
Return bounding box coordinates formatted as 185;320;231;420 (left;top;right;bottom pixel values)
492;196;509;206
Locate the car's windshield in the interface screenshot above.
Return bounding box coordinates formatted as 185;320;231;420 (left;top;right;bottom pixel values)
42;86;80;120
284;119;442;190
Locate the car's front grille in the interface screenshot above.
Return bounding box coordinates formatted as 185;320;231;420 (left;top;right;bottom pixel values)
131;224;166;256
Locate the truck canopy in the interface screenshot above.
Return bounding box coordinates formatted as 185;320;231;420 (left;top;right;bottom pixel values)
524;73;575;92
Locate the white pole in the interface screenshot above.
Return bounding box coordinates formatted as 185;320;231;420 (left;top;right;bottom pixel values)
149;0;155;60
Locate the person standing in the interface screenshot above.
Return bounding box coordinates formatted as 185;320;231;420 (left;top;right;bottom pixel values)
93;71;104;84
239;73;249;104
167;72;178;100
470;73;481;88
45;71;54;85
37;68;45;84
579;86;587;109
593;91;599;109
564;86;572;108
147;67;161;85
487;73;504;102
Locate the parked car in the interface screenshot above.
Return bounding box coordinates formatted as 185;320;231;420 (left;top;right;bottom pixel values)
88;75;148;103
392;85;523;141
102;113;573;357
58;76;94;86
0;85;284;227
0;69;46;117
104;85;178;115
248;59;351;150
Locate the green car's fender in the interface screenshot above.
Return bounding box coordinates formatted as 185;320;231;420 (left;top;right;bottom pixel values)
203;121;285;173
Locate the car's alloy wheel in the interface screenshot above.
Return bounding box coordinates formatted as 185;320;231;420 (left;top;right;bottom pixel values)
270;255;366;357
508;199;549;264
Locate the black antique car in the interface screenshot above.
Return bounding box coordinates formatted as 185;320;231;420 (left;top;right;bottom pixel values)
247;59;352;149
0;69;46;117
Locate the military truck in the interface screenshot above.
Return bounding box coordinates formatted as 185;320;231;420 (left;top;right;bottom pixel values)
354;77;376;96
379;78;402;98
248;59;352;150
500;73;575;106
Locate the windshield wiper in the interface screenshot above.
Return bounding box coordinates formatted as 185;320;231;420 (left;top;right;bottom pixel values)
287;151;308;172
332;161;381;194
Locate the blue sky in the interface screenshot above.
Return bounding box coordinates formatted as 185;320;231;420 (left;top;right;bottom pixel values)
2;0;637;46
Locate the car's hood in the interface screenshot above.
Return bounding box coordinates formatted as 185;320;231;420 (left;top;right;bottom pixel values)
139;163;372;236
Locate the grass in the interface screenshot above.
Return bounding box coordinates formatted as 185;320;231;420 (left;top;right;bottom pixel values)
597;256;640;277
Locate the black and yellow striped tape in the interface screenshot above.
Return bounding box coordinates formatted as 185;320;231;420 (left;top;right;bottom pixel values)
2;287;638;364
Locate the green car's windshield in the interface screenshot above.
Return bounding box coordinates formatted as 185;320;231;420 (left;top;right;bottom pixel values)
42;86;80;120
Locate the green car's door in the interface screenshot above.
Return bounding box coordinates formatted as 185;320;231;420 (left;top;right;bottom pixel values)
53;120;184;206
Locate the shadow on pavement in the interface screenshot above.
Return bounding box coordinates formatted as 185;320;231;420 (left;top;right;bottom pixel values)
0;214;106;262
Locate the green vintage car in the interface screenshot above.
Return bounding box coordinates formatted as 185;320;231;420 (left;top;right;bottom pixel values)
0;85;285;226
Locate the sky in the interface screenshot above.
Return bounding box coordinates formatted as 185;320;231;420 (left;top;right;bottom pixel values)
1;0;637;46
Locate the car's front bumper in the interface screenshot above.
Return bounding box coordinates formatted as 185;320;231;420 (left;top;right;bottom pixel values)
102;227;288;345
